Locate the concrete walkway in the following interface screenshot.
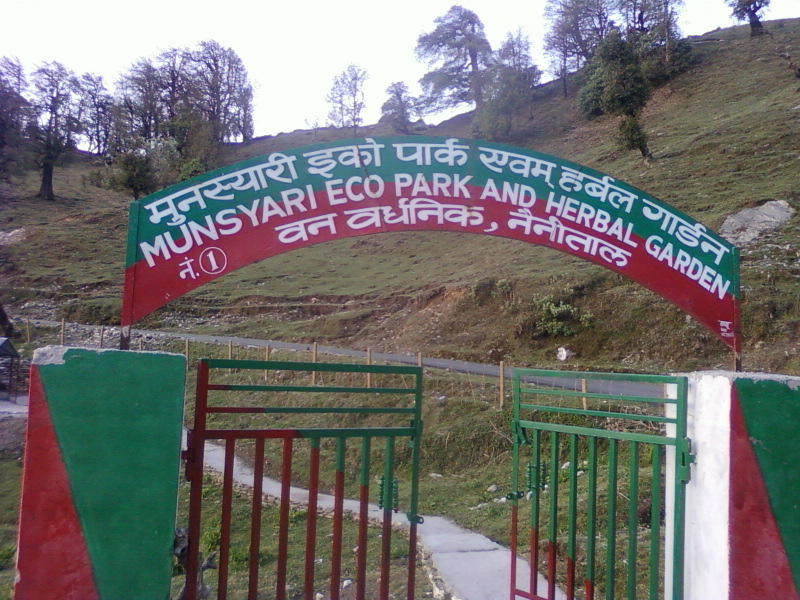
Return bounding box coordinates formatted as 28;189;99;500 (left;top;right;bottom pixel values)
202;440;564;600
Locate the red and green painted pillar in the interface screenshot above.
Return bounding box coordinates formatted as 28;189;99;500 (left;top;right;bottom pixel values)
14;347;185;600
684;372;800;600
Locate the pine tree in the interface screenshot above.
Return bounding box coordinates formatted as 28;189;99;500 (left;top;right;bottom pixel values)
415;5;493;112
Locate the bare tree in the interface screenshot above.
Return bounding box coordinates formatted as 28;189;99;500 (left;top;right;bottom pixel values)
186;40;254;143
544;0;615;65
116;58;164;142
29;61;81;200
0;56;29;179
326;64;368;133
75;73;112;155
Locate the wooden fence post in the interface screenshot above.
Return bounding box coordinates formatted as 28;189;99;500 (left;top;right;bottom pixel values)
366;348;372;387
499;360;505;409
581;378;588;410
311;342;318;384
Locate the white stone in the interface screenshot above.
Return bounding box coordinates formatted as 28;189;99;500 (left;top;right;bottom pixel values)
720;199;796;246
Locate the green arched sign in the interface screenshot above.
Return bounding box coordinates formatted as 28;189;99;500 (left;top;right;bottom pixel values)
121;136;741;356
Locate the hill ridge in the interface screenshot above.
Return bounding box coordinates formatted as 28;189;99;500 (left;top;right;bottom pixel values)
1;18;799;375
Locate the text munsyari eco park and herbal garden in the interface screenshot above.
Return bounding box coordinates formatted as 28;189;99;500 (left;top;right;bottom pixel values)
121;136;741;362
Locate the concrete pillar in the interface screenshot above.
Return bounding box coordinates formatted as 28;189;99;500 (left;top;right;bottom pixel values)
684;372;800;600
14;347;185;600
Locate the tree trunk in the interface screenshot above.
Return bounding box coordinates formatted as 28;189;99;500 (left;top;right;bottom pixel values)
469;49;484;110
38;160;55;201
747;9;765;37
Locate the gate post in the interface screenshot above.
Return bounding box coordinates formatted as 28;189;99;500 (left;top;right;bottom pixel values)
683;371;800;600
14;347;185;600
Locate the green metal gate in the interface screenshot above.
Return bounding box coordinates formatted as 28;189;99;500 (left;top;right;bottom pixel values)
183;358;424;600
509;369;692;600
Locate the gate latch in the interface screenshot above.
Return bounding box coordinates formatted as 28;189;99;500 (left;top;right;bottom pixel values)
678;438;695;484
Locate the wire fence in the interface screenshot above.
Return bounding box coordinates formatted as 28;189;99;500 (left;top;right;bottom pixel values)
10;319;517;410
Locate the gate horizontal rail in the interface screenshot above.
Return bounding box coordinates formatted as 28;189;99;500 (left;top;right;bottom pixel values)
510;369;690;600
183;358;424;600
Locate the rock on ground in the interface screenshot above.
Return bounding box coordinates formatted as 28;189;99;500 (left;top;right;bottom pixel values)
720;200;796;246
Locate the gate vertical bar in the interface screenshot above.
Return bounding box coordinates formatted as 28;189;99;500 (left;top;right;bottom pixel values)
248;439;265;600
547;431;560;600
648;444;662;600
530;429;542;597
330;438;346;600
510;374;521;600
218;438;236;599
275;437;294;600
626;442;640;600
380;436;395;600
605;439;618;600
406;370;424;600
566;434;579;600
672;378;689;600
304;439;321;600
510;501;519;600
585;436;598;600
356;437;371;600
184;360;210;600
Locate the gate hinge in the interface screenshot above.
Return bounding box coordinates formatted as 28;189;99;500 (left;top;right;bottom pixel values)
678;438;695;484
512;421;529;446
182;430;197;481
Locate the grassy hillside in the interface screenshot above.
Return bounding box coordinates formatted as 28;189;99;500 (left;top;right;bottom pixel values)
2;18;799;374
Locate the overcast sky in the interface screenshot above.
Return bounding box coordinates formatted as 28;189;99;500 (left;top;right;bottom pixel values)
2;0;797;138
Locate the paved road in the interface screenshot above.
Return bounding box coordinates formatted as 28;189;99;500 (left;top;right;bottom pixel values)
31;319;670;398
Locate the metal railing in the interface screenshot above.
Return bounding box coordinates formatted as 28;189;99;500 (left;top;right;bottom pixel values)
183;359;424;600
510;369;690;600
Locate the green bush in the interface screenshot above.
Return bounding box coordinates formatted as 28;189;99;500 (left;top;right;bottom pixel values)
515;295;593;339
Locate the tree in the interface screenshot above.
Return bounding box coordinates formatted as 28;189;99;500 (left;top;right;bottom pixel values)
616;0;687;71
577;29;653;158
186;40;254;143
111;149;156;199
545;0;616;64
380;82;419;134
116;58;164;142
75;73;113;155
474;30;542;141
727;0;770;37
110;41;256;185
326;64;368;133
544;0;616;95
0;56;29;180
29;61;81;200
493;29;543;107
415;5;493;112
